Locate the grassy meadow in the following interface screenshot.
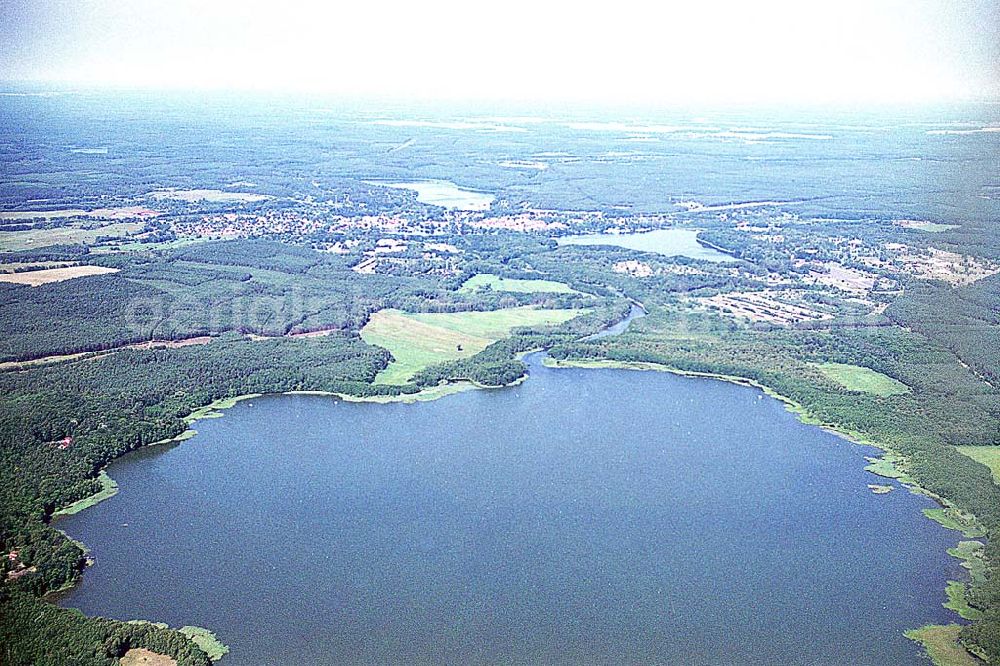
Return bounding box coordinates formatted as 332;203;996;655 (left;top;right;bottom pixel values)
362;307;584;384
956;446;1000;484
815;362;910;396
458;273;579;295
0;222;143;251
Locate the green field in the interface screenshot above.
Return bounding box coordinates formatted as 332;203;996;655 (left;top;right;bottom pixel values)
956;446;1000;484
905;222;960;233
361;307;584;384
815;362;910;396
458;273;579;295
0;222;143;251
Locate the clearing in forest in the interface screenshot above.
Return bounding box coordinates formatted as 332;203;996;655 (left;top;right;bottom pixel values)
149;188;270;202
700;290;833;326
119;648;177;666
956;446;1000;484
458;273;579;294
0;222;143;251
815;362;910;396
361;306;584;384
0;265;119;286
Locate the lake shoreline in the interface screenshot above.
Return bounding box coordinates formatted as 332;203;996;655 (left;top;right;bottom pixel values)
51;351;977;665
53;349;965;665
50;380;520;520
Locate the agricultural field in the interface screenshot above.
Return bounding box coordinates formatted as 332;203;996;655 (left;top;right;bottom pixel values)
0;206;157;221
815;362;911;396
0;261;69;273
458;273;579;295
0;222;143;251
0;265;119;286
361;307;585;384
148;189;270;203
956;446;1000;484
0;209;92;220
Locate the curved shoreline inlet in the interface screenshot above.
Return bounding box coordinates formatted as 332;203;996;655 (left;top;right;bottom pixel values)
556;228;733;262
56;355;962;665
584;302;647;339
372;180;495;210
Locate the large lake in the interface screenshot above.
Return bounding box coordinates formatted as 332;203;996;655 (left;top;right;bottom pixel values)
557;228;732;262
57;358;961;665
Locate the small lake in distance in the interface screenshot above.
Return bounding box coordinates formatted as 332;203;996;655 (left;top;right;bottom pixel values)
56;358;962;665
557;228;732;261
378;180;495;211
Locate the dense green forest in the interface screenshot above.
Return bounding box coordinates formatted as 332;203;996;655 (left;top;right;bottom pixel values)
0;238;599;363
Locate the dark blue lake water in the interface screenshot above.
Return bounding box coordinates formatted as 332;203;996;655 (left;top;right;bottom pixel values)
57;359;962;665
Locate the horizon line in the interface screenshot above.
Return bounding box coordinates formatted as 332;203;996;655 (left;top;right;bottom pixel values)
2;80;999;112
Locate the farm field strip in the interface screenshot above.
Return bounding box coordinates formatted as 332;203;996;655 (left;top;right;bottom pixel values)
0;265;120;286
956;446;1000;484
815;362;911;396
458;273;579;294
362;306;585;384
0;222;143;251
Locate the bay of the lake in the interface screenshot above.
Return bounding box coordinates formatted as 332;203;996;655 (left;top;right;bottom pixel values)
556;228;732;261
378;180;495;211
57;358;962;665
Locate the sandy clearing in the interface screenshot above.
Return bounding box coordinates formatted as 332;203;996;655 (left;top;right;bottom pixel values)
0;265;120;286
149;189;270;203
612;260;654;277
127;336;215;350
120;648;177;666
807;262;877;293
0;206;158;221
0;336;215;371
701;291;833;326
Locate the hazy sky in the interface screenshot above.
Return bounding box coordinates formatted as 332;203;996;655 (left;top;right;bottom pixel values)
1;0;997;104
